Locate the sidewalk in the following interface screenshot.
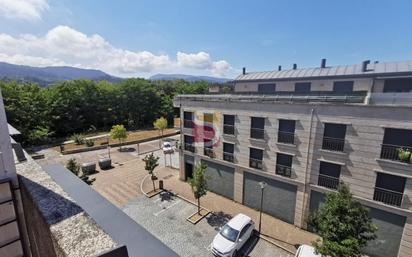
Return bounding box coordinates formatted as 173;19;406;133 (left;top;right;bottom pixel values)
152;166;320;254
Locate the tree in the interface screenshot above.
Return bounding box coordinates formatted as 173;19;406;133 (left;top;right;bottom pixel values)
308;183;377;257
154;117;168;137
143;153;159;192
110;124;127;150
188;163;208;215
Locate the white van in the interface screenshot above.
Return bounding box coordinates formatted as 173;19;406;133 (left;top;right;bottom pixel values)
295;245;322;257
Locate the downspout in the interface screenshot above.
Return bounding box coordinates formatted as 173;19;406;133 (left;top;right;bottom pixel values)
301;107;315;228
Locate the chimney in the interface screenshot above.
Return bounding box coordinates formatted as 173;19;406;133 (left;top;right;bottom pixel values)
293;63;297;70
242;67;246;75
278;65;282;71
362;60;370;72
321;58;327;68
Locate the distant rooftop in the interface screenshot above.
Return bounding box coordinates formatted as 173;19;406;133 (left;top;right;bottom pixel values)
235;60;412;82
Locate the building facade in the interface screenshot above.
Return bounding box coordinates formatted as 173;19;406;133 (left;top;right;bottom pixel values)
174;60;412;257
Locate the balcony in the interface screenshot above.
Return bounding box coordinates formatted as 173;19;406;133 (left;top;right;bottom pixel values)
184;143;195;153
249;158;263;170
373;187;403;207
223;125;235;135
322;137;345;152
278;131;295;145
183;119;193;128
204;148;215;158
223;152;234;162
317;174;340;190
380;144;412;163
250;128;264;139
275;164;292;177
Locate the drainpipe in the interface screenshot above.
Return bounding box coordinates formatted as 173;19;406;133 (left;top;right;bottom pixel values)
301;107;314;228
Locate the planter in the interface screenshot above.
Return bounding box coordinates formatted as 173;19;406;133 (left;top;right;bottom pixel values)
98;158;112;170
81;162;96;175
398;148;411;163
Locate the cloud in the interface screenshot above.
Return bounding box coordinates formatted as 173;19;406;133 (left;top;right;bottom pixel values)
0;25;233;77
0;0;49;21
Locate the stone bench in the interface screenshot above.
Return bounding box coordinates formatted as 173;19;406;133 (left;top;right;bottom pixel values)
81;162;96;175
98;158;112;170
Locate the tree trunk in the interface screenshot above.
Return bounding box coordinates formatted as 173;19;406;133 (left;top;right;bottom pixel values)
152;177;155;192
197;198;200;215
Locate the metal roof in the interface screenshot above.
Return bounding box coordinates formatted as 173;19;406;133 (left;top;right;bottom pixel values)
235;60;412;82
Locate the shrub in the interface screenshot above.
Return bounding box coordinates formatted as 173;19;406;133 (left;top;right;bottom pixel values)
398;148;411;163
66;158;80;176
71;133;85;145
85;139;95;147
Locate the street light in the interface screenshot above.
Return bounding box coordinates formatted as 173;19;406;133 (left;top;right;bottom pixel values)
258;181;267;234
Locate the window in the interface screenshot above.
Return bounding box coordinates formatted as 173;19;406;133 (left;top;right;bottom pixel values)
204;113;214;134
278;119;295;144
223;115;235;135
383;78;412;93
183;111;193;128
204;138;214;157
223;142;234;163
184;135;195;152
258;83;276;93
374;173;406;207
322;123;346;152
250;117;265;139
276;153;292;177
239;223;251;239
295;82;311;93
249;148;263;170
317;161;341;189
333;81;354;93
380;128;412;162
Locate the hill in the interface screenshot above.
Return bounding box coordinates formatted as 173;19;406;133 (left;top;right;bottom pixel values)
150;73;230;83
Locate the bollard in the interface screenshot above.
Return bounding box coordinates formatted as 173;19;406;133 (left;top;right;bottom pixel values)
159;180;164;190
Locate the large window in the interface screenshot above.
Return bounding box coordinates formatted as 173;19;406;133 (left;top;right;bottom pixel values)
184;135;195;152
295;82;311;93
249;148;263;170
183;111;193;128
333;81;354;93
223;142;234;163
223;115;235;135
374;173;406;207
383;78;412;92
380;128;412;163
250;117;265;139
278;119;295;144
203;138;214;158
322;123;346;152
317;161;341;190
276;153;293;177
258;83;276;93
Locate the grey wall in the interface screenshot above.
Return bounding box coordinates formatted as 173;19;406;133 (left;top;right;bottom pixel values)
202;160;234;200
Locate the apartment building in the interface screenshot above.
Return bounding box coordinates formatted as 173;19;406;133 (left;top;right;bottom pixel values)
174;60;412;257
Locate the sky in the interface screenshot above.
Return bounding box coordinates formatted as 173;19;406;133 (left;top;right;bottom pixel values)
0;0;412;79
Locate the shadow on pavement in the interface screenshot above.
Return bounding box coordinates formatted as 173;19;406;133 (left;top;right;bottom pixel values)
238;232;260;257
159;191;176;202
206;211;233;231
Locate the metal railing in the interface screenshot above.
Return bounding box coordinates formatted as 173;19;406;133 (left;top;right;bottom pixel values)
223;124;235;135
317;174;340;190
183;119;193;128
249;158;263;170
380;144;412;163
322;136;345;152
275;164;292;177
278;131;295;144
373;187;403;207
204;147;215;158
223;152;234;162
250;128;265;139
184;143;195;153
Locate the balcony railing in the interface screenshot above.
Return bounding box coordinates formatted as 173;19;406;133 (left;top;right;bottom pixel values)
183;119;193;128
223;152;234;162
250;128;265;139
275;164;292;177
184;143;195;153
249;158;263;170
204;148;215;158
373;187;403;207
317;174;340;190
278;131;295;144
322;136;345;152
380;144;412;163
223;124;235;135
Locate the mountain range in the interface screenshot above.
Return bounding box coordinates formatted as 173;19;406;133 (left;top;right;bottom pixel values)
149;73;230;83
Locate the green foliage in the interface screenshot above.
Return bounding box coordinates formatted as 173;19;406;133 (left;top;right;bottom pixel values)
71;133;85;145
28;126;53;145
110;124;127;145
142;153;160;191
308;184;377;257
153;117;168;136
398;148;411;163
80;174;96;185
66;158;80;176
188;163;208;214
85;139;95;147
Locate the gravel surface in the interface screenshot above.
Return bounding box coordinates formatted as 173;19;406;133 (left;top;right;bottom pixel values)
122;192;292;257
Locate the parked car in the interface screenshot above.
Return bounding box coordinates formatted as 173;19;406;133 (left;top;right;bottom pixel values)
211;213;255;257
295;244;322;257
162;142;174;154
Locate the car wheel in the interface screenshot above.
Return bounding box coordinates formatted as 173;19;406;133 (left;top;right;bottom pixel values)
232;250;237;257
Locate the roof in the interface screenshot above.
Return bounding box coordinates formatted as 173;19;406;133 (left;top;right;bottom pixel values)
227;213;252;230
235;60;412;82
8;124;21;135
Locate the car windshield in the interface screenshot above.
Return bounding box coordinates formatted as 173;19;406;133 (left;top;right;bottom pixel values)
219;224;239;242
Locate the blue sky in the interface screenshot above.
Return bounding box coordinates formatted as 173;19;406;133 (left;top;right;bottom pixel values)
0;0;412;78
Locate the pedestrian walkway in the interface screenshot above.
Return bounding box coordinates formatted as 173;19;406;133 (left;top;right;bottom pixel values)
151;166;319;254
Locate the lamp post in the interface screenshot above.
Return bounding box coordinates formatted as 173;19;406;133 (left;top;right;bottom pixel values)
258;181;267;234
